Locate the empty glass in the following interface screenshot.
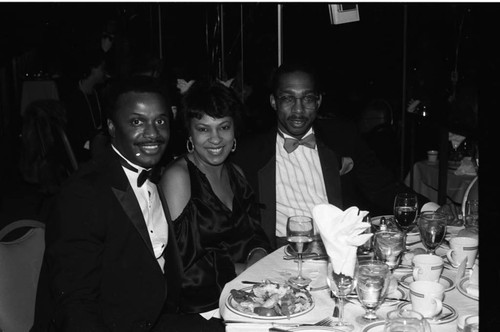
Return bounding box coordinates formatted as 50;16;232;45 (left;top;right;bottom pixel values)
385;308;431;332
373;231;406;271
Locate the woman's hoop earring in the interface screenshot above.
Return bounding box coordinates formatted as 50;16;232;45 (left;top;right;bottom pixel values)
186;137;194;153
231;139;237;152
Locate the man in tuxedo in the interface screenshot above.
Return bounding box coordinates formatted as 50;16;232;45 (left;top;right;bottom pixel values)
33;77;223;331
231;62;438;249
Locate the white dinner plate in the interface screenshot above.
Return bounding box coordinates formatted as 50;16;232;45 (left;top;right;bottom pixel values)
399;274;455;292
397;302;457;324
362;321;385;332
371;215;419;236
457;276;479;301
226;285;314;320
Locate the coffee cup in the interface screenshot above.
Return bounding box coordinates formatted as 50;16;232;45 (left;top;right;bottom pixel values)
427;150;438;163
409;280;445;318
446;236;478;269
412;254;443;282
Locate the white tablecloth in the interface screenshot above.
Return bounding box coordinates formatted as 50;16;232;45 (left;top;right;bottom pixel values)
219;230;478;332
405;160;475;205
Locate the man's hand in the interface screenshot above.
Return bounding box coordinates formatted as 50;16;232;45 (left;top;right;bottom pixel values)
436;203;463;226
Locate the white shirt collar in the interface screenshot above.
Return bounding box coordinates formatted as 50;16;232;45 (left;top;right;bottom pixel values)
278;127;314;140
111;144;149;172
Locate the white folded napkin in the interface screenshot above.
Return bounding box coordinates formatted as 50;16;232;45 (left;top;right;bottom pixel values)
312;204;372;277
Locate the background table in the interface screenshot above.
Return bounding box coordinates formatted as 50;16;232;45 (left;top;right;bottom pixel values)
404;160;476;205
219;230;478;332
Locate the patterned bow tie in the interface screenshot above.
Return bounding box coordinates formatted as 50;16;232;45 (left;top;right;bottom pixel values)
283;133;316;153
117;155;160;187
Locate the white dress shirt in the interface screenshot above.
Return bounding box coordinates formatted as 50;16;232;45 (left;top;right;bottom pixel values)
275;129;329;237
111;145;168;272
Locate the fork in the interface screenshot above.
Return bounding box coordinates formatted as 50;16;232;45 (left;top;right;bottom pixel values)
268;317;337;331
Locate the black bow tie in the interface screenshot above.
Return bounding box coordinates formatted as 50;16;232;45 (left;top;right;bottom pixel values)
117;155;160;187
283;133;316;153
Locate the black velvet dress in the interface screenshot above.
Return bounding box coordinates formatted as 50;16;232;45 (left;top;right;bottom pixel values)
173;156;270;313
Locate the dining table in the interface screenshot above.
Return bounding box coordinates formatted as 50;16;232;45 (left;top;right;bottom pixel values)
404;160;476;205
218;224;479;332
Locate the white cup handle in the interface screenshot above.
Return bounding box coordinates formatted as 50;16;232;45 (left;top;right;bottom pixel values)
433;297;443;316
413;267;421;281
446;249;456;265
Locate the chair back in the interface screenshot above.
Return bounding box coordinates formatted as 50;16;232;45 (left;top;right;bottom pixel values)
461;176;478;217
0;220;45;332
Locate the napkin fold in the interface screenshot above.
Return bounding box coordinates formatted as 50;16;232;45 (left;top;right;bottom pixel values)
312;204;372;277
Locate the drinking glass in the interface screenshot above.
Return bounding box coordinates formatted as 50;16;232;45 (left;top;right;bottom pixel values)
286;215;314;287
326;260;358;331
464;315;479;332
385;308;431;332
465;199;479;229
417;211;447;255
393;192;418;235
373;231;406;271
355;260;391;325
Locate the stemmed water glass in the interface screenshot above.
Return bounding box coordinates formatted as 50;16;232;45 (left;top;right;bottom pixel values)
393;192;418;235
355;260;391;325
417;211;447;255
286;215;314;287
326;260;358;331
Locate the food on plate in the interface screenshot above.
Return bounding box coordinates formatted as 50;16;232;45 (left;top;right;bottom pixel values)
229;280;313;318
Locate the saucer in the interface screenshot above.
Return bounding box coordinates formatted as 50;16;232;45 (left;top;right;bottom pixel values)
399;274;455;292
397;302;457;324
457;276;479;301
362;321;385;332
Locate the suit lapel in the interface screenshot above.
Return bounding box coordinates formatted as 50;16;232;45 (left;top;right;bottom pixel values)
105;149;156;257
112;186;155;256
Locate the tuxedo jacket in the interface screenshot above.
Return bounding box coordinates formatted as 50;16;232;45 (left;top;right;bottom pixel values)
231;118;423;249
35;146;182;332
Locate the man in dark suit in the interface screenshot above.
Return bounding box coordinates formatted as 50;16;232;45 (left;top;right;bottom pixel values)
231;62;437;249
32;77;223;331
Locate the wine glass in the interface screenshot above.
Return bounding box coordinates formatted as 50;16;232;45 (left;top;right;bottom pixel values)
326;259;358;331
355;260;391;325
417;211;447;255
393;192;418;235
286;215;314;287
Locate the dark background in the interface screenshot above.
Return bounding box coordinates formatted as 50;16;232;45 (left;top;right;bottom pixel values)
0;2;497;325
